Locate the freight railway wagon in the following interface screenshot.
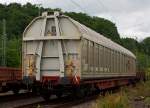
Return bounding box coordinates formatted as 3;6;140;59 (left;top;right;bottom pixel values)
0;67;22;93
22;12;136;100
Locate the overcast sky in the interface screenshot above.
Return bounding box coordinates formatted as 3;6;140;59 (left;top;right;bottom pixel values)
0;0;150;40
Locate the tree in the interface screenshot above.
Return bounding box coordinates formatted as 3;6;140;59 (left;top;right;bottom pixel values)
121;38;139;54
141;37;150;55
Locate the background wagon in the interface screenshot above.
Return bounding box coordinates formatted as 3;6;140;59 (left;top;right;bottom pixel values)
0;67;22;93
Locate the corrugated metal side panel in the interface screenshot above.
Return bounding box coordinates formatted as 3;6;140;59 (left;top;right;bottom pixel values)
80;38;136;79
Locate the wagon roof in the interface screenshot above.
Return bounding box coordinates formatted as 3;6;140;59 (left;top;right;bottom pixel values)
69;18;136;58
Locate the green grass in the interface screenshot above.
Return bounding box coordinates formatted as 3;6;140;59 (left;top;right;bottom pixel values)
94;80;150;108
95;91;131;108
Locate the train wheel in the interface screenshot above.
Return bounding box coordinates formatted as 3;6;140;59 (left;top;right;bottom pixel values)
12;83;20;95
42;94;51;101
56;92;62;98
0;86;2;92
32;85;40;95
13;88;19;95
95;86;101;94
84;88;91;96
41;88;51;101
73;86;85;98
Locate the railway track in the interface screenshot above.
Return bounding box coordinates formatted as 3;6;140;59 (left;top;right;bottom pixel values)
0;91;38;103
15;94;99;108
0;88;120;108
0;91;42;108
0;91;99;108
